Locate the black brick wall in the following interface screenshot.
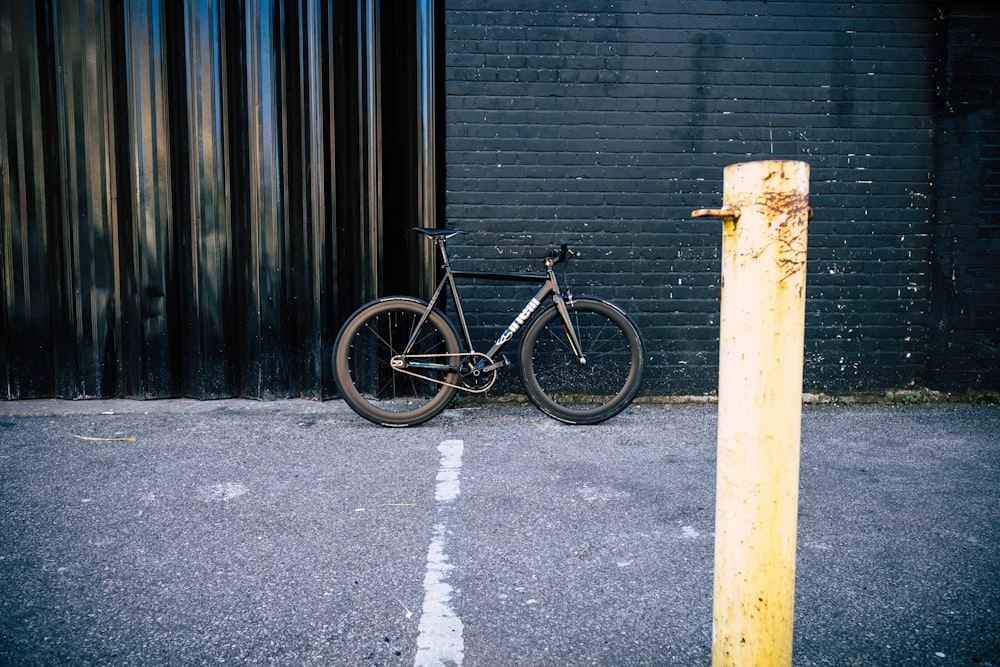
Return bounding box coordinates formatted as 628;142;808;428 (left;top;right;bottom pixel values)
444;1;946;395
928;2;1000;391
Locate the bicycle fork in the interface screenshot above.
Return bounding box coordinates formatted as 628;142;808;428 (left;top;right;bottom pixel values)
552;293;588;366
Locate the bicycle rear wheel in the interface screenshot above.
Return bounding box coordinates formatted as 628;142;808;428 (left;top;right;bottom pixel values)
334;298;460;427
518;298;644;425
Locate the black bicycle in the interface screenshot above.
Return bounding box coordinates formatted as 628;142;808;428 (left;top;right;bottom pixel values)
333;228;645;426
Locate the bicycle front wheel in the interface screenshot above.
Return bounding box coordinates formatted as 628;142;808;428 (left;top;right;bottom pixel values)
334;298;460;427
518;298;644;425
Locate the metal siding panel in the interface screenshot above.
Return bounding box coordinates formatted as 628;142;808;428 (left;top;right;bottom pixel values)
50;0;121;398
180;0;236;397
289;0;338;398
332;1;365;319
238;0;290;398
1;0;432;401
121;0;180;397
0;1;58;398
415;0;439;299
362;0;382;303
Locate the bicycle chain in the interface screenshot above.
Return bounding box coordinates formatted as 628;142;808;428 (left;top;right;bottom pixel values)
389;352;500;393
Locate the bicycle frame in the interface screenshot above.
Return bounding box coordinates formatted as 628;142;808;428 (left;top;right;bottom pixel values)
404;235;587;378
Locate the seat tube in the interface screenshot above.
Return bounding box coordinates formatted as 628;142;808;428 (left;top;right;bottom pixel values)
448;271;475;351
437;238;475;351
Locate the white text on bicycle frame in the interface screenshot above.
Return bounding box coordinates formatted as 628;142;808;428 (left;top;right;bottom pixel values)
497;298;542;346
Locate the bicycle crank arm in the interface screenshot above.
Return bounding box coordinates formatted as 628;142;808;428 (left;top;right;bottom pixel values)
471;356;509;374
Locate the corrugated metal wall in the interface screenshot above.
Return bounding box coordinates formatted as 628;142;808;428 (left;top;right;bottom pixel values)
1;0;440;399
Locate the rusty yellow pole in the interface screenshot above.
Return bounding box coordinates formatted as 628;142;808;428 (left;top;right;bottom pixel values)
693;160;810;667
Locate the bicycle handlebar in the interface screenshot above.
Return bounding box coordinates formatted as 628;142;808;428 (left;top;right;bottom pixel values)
547;243;577;267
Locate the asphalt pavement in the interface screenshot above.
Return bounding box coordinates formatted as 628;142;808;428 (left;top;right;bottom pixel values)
0;399;997;666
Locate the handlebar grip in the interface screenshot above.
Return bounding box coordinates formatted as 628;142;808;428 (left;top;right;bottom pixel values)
549;244;568;265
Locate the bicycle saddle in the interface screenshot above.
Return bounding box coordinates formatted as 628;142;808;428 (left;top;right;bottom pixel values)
412;227;463;238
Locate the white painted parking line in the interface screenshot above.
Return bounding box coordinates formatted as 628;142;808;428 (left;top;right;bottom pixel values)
414;439;465;667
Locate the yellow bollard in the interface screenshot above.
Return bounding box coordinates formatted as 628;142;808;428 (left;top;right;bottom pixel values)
693;160;810;667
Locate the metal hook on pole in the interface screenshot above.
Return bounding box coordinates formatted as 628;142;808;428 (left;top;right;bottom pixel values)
692;207;741;223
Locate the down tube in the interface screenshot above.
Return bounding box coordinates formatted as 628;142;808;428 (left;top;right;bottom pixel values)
484;282;555;358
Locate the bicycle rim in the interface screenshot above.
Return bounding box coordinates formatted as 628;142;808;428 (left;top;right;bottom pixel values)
519;298;643;424
334;299;459;426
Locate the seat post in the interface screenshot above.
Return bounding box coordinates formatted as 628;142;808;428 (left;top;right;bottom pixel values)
435;236;453;271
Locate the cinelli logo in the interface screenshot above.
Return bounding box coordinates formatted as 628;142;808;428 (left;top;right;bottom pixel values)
497;298;541;346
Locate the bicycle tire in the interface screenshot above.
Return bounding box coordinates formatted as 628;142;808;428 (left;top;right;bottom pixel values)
334;297;461;427
518;297;644;425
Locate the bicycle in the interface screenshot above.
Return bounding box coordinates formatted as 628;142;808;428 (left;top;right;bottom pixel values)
333;228;645;427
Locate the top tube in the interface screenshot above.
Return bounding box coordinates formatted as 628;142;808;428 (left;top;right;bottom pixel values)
450;269;549;283
412;227;574;285
413;227;552;282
